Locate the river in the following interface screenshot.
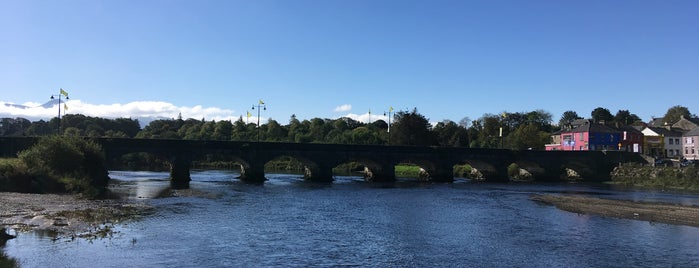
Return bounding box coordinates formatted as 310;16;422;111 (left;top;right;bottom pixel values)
3;170;699;267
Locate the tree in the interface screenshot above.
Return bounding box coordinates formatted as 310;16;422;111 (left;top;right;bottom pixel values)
391;108;435;146
591;107;613;124
507;124;549;150
433;120;469;147
663;105;691;124
613;110;641;126
213;120;233;141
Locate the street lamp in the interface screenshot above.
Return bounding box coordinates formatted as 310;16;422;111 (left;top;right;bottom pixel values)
252;99;266;142
50;88;69;133
384;106;394;145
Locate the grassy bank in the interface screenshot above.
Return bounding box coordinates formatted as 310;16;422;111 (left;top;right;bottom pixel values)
610;163;699;191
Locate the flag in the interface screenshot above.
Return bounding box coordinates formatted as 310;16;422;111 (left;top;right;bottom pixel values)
64;103;68;111
60;88;69;97
246;111;252;118
501;112;507;118
259;99;264;105
389;106;394;112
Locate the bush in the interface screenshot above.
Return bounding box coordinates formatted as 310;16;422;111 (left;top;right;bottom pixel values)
0;158;33;192
17;136;109;198
611;163;699;191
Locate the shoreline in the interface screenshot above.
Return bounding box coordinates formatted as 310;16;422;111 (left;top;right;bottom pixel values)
532;194;699;228
0;192;152;241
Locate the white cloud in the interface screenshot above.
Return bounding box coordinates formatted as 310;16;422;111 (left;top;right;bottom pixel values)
0;100;240;123
342;112;388;124
333;104;352;112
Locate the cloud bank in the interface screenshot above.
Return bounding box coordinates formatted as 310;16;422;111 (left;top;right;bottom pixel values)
1;100;390;126
0;100;239;124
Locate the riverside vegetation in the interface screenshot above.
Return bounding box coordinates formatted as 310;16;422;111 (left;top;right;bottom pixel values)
0;136;109;198
611;162;699;191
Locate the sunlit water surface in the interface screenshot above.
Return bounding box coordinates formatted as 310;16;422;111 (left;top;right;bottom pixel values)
4;170;699;267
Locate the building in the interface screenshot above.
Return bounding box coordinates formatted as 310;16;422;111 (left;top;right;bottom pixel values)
642;127;683;158
546;121;622;151
618;126;644;153
683;127;699;160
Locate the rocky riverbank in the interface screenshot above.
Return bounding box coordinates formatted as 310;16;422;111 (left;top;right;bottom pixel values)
532;194;699;227
0;192;152;241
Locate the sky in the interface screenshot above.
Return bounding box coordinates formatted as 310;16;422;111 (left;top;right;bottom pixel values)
1;0;698;126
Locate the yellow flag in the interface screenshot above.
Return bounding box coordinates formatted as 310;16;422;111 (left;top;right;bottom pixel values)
389;106;394;112
60;88;69;97
246;111;252;118
64;103;68;111
259;99;264;105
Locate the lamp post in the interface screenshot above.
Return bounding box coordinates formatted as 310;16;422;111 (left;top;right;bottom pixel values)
252;99;266;142
384;106;393;145
50;88;69;133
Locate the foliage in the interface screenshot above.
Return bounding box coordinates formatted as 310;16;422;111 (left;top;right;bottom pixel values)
0;158;32;192
613;110;641;126
394;164;422;178
611;163;699;191
663;105;692;125
17;135;109;198
591;107;613;124
391;108;436;146
558;110;582;127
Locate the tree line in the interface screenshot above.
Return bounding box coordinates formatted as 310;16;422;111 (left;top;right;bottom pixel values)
1;105;694;150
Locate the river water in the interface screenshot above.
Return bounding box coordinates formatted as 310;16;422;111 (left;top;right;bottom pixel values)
4;170;699;267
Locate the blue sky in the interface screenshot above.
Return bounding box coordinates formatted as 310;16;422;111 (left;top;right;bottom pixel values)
1;0;697;125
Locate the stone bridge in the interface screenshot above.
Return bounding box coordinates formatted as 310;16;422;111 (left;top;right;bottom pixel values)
0;137;646;187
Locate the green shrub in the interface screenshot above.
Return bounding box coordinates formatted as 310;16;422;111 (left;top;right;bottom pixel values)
0;158;33;192
507;163;520;178
395;164;421;178
17;136;109;198
611;163;699;191
453;164;472;178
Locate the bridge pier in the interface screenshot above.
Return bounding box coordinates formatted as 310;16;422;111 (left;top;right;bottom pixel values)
429;164;454;182
169;154;191;189
364;166;396;182
239;164;266;183
304;165;334;183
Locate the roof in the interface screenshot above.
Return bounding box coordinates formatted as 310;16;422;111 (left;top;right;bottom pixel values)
567;122;621;134
673;116;699;132
648;117;669;127
643;127;683;137
684;127;699;137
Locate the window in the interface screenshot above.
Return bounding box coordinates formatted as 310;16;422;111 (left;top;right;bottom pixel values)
676;138;680;145
676;149;681;156
669;139;674;145
579;133;584;141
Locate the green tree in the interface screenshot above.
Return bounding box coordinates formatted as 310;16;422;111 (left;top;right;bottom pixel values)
613;110;641;126
433;120;469;147
663;105;691;124
507;124;549;150
391;108;435;146
213;120;233;141
558;110;582;128
591;107;613;124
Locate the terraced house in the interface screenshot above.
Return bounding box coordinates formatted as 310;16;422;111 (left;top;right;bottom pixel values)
683;127;699;160
546;120;622;151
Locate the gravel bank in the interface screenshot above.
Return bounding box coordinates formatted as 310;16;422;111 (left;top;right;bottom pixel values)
0;192;151;239
532;194;699;227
